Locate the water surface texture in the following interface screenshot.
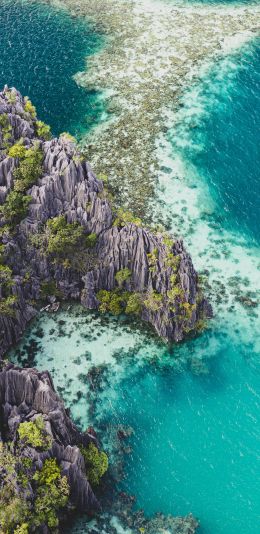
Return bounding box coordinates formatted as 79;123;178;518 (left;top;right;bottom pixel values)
167;38;260;243
103;334;260;534
0;0;104;136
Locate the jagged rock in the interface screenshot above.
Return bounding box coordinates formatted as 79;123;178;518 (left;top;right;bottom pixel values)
0;363;99;513
0;85;212;356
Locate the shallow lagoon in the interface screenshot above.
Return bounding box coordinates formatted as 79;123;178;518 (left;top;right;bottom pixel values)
10;305;260;534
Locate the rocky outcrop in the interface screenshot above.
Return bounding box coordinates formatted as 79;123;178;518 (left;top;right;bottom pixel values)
0;363;99;513
0;85;212;357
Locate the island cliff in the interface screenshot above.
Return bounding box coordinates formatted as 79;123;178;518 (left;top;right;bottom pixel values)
0;362;100;519
0;86;211;358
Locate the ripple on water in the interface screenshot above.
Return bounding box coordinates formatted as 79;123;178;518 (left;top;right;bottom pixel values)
0;0;106;137
155;37;260;352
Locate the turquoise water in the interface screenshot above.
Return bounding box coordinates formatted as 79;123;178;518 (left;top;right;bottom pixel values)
169;39;260;244
0;0;104;137
178;1;258;4
7;2;260;534
100;334;260;534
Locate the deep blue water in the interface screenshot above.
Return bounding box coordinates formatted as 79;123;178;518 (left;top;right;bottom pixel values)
170;39;260;243
0;0;104;137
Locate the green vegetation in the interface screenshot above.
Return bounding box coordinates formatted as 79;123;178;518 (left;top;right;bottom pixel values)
143;290;163;312
14;524;29;534
0;139;43;229
5;89;17;105
24;97;36;119
46;215;85;256
13;142;43;193
0;224;11;238
0;243;5;261
182;301;196;321
85;232;97;248
31;457;69;530
170;273;177;286
115;267;131;287
0;442;69;533
97;172;108;184
167;285;185;302
194;318;207;333
35;120;51;140
31;216;97;272
0;264;13;285
40;280;62;298
97;288;143;317
80;442;108;487
33;458;69;529
0;442;31;531
147;248;158;273
0;191;32;226
8;142;27;159
97;289;130;315
18;416;52;451
72;154;84;165
60;132;76;143
125;292;142;315
0;259;17;317
164;252;180;272
0;113;12;149
0;295;18;317
113;208;142;228
163;235;175;249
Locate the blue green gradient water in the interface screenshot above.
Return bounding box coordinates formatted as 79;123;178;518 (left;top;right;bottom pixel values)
7;1;260;533
100;334;260;534
169;39;260;244
0;0;104;137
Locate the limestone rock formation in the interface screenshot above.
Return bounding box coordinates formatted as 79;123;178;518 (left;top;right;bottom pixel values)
0;86;203;533
0;85;212;357
0;362;99;514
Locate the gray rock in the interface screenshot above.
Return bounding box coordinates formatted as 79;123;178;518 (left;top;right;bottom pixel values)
0;85;212;355
0;363;99;512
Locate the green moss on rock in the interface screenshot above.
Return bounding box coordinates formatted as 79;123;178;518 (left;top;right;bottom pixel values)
18;416;52;451
80;442;108;487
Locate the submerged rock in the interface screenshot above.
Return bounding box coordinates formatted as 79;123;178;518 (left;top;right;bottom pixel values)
0;86;212;356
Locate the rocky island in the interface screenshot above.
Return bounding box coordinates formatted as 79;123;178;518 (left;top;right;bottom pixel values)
0;86;211;357
0;86;211;532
